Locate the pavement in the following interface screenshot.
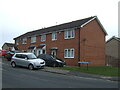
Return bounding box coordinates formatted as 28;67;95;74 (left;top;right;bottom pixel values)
1;56;119;82
42;66;120;81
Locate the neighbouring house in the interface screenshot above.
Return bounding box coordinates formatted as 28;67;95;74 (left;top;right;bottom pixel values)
106;36;120;67
2;43;19;51
13;16;107;66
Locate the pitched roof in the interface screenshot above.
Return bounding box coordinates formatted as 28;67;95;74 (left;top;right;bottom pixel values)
4;43;14;47
14;16;107;40
2;43;14;49
28;45;36;49
106;36;120;43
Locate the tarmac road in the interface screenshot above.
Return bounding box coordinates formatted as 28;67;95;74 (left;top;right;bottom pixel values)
1;57;119;88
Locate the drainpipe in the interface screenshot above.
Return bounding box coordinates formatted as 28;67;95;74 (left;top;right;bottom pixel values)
78;27;81;67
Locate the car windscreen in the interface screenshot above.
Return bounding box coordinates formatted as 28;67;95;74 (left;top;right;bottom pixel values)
46;55;56;61
27;54;37;59
7;51;14;53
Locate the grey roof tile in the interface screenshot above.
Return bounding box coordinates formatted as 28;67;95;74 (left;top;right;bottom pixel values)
14;16;95;40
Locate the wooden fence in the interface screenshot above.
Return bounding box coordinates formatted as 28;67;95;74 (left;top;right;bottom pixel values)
106;55;120;67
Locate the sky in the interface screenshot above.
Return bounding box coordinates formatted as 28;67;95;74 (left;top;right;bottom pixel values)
0;0;119;49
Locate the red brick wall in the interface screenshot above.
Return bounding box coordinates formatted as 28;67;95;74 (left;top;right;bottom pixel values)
46;30;79;66
15;19;106;66
80;19;105;66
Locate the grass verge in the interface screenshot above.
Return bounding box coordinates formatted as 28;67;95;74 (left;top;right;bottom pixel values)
56;66;120;77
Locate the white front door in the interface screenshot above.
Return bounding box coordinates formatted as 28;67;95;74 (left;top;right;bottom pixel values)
51;50;57;57
37;49;46;56
37;49;42;56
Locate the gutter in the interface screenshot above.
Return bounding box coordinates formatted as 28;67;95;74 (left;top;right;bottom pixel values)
78;27;81;67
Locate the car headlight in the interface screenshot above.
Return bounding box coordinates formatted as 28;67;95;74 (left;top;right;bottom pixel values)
56;60;62;63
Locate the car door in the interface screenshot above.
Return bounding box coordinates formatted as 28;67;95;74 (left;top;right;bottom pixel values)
20;55;29;67
45;55;54;66
14;54;22;66
0;50;2;56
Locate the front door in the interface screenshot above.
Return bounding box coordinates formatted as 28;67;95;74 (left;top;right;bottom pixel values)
37;49;46;56
51;50;57;57
37;49;42;56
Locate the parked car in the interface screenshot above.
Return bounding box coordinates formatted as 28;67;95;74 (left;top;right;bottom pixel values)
0;50;9;56
11;53;45;70
5;51;20;61
0;50;2;56
37;54;66;67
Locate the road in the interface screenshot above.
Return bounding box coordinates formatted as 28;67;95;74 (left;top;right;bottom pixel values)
1;57;119;88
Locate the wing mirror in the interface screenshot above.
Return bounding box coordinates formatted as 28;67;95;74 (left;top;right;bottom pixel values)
25;57;28;60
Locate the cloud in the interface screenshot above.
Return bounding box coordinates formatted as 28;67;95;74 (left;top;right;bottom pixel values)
0;0;119;49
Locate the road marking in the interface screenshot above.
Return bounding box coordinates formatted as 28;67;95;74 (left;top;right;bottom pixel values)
70;75;117;82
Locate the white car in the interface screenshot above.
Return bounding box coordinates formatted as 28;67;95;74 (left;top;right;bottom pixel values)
11;53;45;70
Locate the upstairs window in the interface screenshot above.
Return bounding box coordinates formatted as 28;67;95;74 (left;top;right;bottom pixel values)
41;34;46;42
22;38;27;44
16;39;19;45
52;32;57;40
64;29;75;39
31;36;36;43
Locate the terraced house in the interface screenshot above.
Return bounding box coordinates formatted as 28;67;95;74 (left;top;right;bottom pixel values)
14;16;107;66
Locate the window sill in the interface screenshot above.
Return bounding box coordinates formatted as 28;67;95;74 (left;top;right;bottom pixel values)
52;39;57;41
64;57;74;59
41;41;46;42
64;37;74;40
22;43;27;44
31;42;36;43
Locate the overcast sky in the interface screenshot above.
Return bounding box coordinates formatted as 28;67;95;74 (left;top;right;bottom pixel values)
0;0;119;49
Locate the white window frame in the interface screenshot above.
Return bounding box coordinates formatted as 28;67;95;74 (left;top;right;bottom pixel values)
64;29;75;39
16;39;19;45
41;34;46;42
64;48;74;58
52;32;57;40
22;38;27;44
31;36;36;43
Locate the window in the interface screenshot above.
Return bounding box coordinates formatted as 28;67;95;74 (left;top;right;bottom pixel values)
52;32;57;40
31;36;36;43
64;29;75;39
64;48;74;58
41;34;46;42
16;39;19;45
15;54;31;59
21;55;27;59
15;54;22;58
22;38;27;44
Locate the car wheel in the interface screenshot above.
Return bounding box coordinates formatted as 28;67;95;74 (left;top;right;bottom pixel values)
60;64;63;67
53;63;56;67
11;62;16;68
28;64;34;70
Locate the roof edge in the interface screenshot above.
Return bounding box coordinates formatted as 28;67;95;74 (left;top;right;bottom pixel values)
81;16;107;36
106;36;120;43
81;16;96;28
95;16;108;35
13;16;107;40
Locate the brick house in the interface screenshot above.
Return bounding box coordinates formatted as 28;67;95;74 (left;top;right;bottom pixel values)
106;36;120;67
13;16;107;66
